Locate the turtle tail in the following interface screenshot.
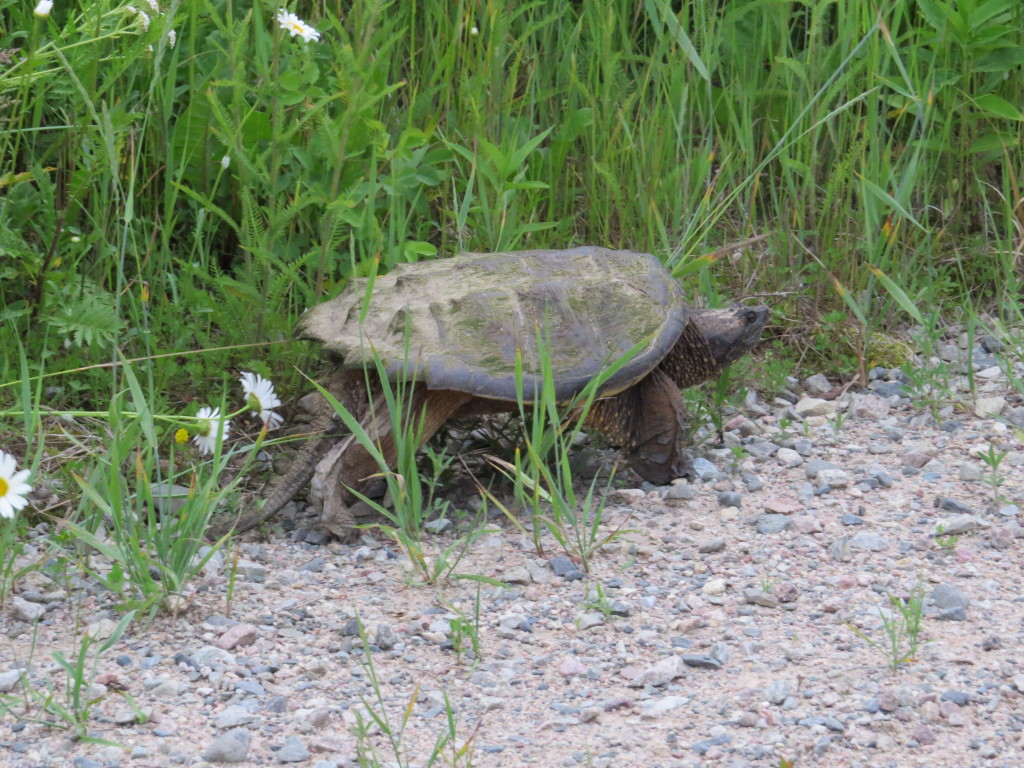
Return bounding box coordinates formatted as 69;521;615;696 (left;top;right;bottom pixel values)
208;396;341;538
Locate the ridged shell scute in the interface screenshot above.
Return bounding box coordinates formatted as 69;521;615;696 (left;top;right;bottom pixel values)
298;247;688;403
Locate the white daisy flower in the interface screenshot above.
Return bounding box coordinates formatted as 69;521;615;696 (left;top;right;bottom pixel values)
193;406;230;455
276;9;321;43
0;451;32;520
33;0;53;19
239;371;284;429
220;154;230;169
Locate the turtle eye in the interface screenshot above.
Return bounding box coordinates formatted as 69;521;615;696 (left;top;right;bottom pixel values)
743;309;759;324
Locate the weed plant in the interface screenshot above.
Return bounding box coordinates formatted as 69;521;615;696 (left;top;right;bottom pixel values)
848;584;926;673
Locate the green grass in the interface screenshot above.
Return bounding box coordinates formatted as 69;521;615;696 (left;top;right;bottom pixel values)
1;0;1022;611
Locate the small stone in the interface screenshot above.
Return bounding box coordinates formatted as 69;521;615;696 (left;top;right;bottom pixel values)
763;496;802;515
795;398;836;417
276;736;310;763
639;695;689;717
681;654;721;670
765;679;789;705
757;515;790;535
203;728;252;763
938;497;974;514
691;734;730;754
214;705;258;729
803;373;832;395
958;463;984;481
629;655;685;687
743;588;778;608
698;537;726;553
663;482;694;500
913;729;937;745
549;555;584;581
559;657;586;677
234;559;267;582
804;459;840;479
816;468;849;487
775;448;804;468
217;624;259;650
848;532;889;551
789;515;822;534
850;394;890;420
375;623;397;650
10;597;46;623
974;396;1006;417
85;618;119;640
0;669;23;692
691;458;720;481
702;578;727;596
929;584;969;621
194;646;235;666
772;582;800;603
717;491;742;508
935;514;980;536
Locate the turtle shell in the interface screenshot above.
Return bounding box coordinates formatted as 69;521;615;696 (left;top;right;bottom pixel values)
298;246;688;403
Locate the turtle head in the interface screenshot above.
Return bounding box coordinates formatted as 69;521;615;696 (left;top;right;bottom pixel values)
690;304;769;368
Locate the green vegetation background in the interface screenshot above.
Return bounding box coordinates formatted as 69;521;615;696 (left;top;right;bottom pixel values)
2;0;1022;409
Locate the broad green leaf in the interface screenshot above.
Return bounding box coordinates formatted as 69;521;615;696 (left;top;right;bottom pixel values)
973;93;1024;122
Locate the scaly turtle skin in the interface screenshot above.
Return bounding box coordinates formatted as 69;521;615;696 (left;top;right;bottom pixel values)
221;247;768;538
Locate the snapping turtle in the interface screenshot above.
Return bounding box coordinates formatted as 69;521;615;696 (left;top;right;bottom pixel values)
228;247;768;537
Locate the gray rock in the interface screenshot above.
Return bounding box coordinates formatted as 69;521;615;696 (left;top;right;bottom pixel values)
194;646;235;667
776;448;803;468
743;440;779;460
939;497;973;514
203;728;252;763
802;373;832;395
794;398;836;417
150;483;193;515
848;532;889;551
765;679;789;705
691;457;720;481
717;491;742;508
929;584;969;621
691;733;730;754
297;557;326;573
741;472;764;491
663;482;694;500
698;538;726;553
743;588;778;608
375;623;397;650
681;654;721;670
756;515;790;535
549;555;585;581
817;468;849;487
0;669;23;692
629;655;685;687
234;559;267;582
214;704;259;729
850;394;891;420
424;518;451;534
276;736;310;763
958;463;983;481
974;396;1006;417
936;514;981;536
10;596;46;623
805;459;840;479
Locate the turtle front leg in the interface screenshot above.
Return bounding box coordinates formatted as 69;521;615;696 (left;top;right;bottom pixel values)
585;368;693;485
315;383;473;539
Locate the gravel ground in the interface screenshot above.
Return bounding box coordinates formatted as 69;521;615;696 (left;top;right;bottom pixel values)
4;348;1024;768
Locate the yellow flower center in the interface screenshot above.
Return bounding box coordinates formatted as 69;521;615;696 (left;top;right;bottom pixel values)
0;477;8;497
175;428;189;444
